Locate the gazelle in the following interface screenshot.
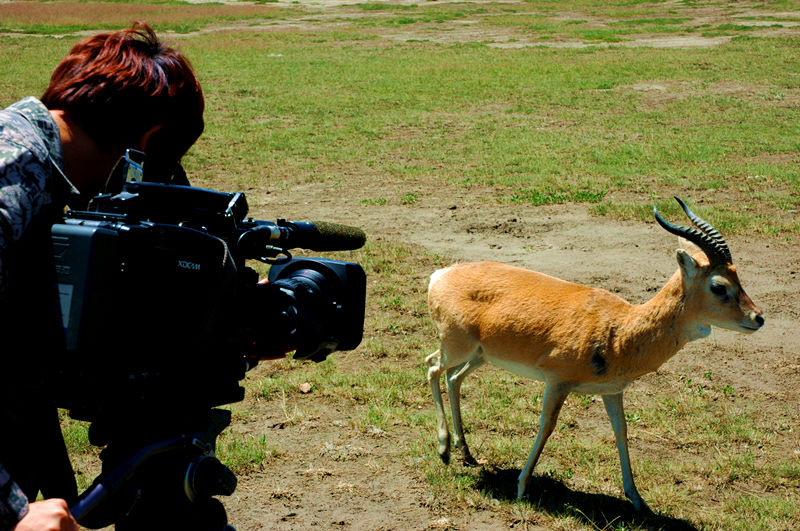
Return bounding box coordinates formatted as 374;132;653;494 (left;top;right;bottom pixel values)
426;197;764;512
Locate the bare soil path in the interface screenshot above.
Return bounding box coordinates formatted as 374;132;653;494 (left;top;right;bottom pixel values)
223;174;799;530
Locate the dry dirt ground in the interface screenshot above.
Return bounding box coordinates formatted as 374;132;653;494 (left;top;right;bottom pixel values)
221;171;799;531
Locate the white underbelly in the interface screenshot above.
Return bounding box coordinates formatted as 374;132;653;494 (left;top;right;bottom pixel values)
486;356;546;382
485;355;630;395
572;380;630;395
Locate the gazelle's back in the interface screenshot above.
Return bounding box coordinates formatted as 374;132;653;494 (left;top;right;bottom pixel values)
428;261;633;379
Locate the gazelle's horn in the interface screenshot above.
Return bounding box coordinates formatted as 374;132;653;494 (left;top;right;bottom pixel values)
654;197;732;265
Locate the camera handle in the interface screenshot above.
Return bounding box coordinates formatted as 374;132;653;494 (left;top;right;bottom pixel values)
71;433;237;530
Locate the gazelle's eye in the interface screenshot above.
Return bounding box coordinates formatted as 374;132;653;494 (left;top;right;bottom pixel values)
710;283;727;297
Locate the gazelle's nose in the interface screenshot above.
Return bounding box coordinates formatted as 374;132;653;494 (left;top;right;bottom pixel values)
752;312;765;328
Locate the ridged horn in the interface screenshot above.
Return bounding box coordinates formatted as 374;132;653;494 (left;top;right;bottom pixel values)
672;197;731;261
653;197;732;265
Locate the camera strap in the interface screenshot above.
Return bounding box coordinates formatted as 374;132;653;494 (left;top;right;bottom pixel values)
9;107;82;207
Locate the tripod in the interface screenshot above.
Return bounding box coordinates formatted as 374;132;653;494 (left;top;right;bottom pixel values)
70;409;237;530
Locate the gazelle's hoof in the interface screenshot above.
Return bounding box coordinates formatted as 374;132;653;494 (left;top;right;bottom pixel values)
461;452;478;466
438;445;451;465
629;495;653;513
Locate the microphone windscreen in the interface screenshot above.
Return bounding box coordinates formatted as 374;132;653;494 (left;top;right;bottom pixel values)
311;221;367;250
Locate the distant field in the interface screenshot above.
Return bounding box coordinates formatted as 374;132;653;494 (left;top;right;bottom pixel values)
4;0;796;235
2;2;798;530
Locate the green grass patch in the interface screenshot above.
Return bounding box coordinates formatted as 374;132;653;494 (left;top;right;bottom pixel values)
505;188;607;205
611;17;691;27
5;20;792;233
216;432;279;474
0;2;288;35
592;200;800;235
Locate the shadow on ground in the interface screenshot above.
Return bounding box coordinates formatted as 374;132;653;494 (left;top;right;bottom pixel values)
475;467;699;531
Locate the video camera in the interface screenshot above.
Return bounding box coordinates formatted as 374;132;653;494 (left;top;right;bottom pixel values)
53;171;367;529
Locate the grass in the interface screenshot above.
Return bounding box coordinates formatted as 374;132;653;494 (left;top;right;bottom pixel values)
5;4;798;233
216;432;279;474
178;28;798;233
592;199;800;236
0;2;289;34
3;2;799;530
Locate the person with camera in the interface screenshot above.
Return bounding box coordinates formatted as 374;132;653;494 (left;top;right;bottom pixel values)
0;22;204;530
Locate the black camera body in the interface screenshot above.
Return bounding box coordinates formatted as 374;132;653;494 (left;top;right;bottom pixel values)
56;180;367;529
52;180;367;422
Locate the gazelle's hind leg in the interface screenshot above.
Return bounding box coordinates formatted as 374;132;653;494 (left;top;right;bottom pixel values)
446;357;486;465
426;349;452;464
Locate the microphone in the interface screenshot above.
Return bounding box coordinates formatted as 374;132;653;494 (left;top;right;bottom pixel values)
302;221;367;251
237;219;366;257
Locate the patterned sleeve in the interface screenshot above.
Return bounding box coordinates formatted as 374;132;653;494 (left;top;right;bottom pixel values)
0;127;53;300
0;464;28;531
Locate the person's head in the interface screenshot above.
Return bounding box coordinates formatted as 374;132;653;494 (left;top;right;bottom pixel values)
41;21;204;185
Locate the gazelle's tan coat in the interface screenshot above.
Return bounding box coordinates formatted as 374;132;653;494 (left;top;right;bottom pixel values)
426;199;763;511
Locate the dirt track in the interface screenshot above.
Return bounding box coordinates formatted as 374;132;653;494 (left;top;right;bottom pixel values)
217;171;799;529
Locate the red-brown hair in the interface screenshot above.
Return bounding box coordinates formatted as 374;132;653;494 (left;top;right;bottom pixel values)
41;21;204;180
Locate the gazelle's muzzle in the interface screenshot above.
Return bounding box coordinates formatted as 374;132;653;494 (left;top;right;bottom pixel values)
739;310;765;332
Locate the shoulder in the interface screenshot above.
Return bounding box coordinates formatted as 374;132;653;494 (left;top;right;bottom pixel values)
0;97;58;183
1;97;62;168
0;99;58;240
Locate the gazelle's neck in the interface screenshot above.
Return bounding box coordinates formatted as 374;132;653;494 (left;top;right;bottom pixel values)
620;270;703;376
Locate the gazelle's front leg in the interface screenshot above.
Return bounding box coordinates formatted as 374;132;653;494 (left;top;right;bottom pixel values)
517;380;572;500
426;349;452;464
602;393;651;512
446;357;486;464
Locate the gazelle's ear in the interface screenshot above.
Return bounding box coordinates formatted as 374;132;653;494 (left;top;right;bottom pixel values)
676;248;701;279
678;237;704;256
